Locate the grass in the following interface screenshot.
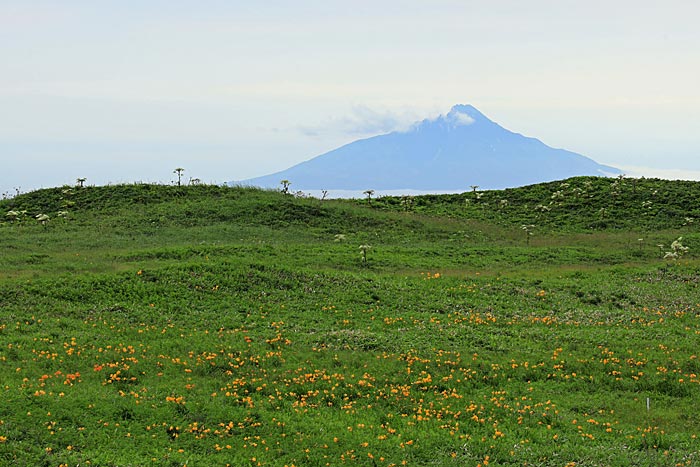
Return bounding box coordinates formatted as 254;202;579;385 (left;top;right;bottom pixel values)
0;178;699;466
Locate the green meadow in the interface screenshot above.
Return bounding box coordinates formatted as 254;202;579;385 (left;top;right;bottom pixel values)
1;176;699;466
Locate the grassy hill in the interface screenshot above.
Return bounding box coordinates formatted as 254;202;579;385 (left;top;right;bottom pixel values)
1;178;699;466
368;176;700;232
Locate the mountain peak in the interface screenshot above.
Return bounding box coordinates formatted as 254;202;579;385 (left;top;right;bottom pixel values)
449;103;481;116
238;104;621;191
447;104;489;123
413;104;493;132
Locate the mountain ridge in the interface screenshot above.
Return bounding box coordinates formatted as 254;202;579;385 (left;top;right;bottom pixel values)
238;105;621;191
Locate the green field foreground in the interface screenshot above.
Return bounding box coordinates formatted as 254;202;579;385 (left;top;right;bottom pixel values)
1;178;699;466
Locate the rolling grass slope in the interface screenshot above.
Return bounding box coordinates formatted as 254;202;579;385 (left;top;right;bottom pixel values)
0;178;699;466
369;176;700;232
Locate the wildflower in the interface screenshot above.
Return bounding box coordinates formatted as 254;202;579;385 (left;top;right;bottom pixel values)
35;213;50;226
664;237;689;260
521;225;535;245
359;245;371;263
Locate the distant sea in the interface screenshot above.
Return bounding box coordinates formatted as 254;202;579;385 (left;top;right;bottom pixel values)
284;188;463;200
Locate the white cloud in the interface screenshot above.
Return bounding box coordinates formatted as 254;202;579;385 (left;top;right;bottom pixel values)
450;110;475;126
299;106;420;138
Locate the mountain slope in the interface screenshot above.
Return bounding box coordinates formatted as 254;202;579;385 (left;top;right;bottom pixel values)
239;105;620;191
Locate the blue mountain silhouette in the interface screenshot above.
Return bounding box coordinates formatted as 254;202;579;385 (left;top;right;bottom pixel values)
239;105;620;191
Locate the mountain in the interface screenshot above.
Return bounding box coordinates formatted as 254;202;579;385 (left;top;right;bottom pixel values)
238;105;621;191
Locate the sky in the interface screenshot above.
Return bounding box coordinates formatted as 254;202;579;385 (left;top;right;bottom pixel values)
2;0;700;196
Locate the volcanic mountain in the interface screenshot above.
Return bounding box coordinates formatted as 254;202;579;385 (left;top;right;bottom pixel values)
239;105;620;191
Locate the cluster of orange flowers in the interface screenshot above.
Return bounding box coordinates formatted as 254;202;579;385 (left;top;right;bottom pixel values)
3;285;699;466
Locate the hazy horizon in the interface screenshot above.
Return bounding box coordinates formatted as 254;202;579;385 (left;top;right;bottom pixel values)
3;1;700;195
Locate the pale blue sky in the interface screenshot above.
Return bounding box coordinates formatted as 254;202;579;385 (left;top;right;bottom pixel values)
2;1;700;195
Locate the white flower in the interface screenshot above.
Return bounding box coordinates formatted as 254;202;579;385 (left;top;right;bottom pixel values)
664;237;689;260
359;244;371;262
670;238;689;253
